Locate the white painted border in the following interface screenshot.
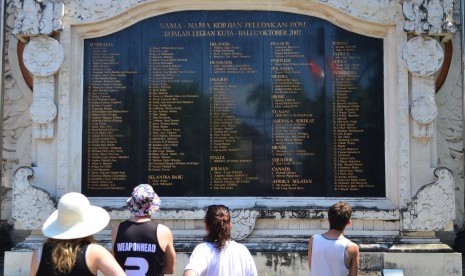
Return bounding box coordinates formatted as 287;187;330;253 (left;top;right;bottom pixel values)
63;0;404;213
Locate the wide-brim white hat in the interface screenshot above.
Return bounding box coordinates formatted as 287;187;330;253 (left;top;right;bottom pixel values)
42;192;110;240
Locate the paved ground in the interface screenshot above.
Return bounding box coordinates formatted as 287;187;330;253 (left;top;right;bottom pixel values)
0;252;464;275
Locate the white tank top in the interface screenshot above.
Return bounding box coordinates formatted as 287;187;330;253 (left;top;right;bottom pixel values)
310;234;350;276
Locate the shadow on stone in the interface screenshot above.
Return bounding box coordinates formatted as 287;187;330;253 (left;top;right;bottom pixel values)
453;230;465;253
0;223;12;255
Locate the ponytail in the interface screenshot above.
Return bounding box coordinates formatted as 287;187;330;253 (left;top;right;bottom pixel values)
203;205;231;251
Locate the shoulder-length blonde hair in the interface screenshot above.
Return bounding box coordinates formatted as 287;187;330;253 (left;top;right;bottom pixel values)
47;236;95;273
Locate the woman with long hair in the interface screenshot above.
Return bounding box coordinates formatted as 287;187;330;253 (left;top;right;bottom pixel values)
29;192;125;276
183;205;258;276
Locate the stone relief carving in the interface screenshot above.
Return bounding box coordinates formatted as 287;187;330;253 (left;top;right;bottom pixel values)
66;0;144;22
231;209;259;240
109;208;258;240
23;36;64;77
410;96;438;139
155;210;206;220
3;0;34;197
29;97;57;138
402;36;444;76
0;0;456;247
12;167;56;229
65;0;398;24
436;33;464;228
402;36;443;141
23;36;63;139
402;167;455;231
318;0;398;23
12;0;65;41
402;0;456;38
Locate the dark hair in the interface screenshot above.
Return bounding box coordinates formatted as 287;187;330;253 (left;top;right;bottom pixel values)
203;205;231;251
328;201;352;231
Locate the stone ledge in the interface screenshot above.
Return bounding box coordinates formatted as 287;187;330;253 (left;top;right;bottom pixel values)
12;239;451;254
389;243;454;253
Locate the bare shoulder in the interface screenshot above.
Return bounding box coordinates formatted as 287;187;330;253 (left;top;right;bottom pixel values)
157;223;173;236
184;269;199;276
347;241;359;255
111;222;121;238
308;235;315;246
156;223;174;250
88;243;106;252
156;222;175;257
88;243;112;256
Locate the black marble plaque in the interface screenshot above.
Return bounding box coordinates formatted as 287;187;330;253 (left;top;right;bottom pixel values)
82;11;385;197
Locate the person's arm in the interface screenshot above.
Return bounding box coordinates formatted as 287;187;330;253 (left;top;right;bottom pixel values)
183;269;199;276
110;222;120;256
183;244;205;276
244;246;258;276
157;224;176;274
29;248;39;276
347;242;359;276
308;235;314;271
88;243;126;276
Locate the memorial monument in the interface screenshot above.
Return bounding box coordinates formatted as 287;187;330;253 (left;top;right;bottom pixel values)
1;0;463;275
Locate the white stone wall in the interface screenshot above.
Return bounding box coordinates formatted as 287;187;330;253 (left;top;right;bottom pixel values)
0;0;461;246
436;31;464;230
2;1;464;275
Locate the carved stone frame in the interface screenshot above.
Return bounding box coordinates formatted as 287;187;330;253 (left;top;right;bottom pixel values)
4;5;461;276
57;0;404;231
61;0;402;221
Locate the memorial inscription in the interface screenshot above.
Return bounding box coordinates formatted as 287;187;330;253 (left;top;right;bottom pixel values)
82;11;384;197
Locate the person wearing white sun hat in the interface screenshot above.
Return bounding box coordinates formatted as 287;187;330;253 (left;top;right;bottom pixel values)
29;192;125;276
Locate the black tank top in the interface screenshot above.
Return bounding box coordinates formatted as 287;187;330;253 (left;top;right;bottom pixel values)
113;220;165;276
37;242;94;276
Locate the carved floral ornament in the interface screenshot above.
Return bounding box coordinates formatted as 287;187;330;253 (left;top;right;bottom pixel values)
410;96;438;140
29;98;57;124
12;167;56;229
23;36;64;77
230;209;259;240
12;0;65;40
67;0;398;24
402;167;455;231
402;0;456;37
411;96;438;124
110;208;259;241
402;36;444;76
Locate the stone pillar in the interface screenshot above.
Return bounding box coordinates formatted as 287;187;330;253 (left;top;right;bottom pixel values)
400;0;457;242
23;36;63;139
9;0;66;198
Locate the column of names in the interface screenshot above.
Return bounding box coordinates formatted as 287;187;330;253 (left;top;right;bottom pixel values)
332;41;367;192
86;43;129;191
148;46;199;187
209;41;256;191
270;41;314;191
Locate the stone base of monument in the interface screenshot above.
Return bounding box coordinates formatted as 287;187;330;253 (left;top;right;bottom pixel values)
4;239;462;276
